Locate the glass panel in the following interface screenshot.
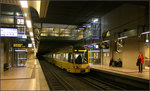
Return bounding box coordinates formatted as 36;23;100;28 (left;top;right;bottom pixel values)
0;16;14;24
68;53;73;63
74;50;88;64
66;53;68;61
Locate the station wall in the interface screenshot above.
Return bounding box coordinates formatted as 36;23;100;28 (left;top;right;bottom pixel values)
102;37;146;69
100;3;148;69
101;3;146;34
113;37;145;69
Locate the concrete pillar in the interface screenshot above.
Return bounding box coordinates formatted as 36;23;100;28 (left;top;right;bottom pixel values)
0;38;4;75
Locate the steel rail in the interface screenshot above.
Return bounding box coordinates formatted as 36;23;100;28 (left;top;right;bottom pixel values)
87;75;125;90
40;60;75;90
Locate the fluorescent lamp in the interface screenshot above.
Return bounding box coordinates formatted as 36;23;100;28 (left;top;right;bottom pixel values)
146;39;149;43
88;45;93;47
20;1;28;8
102;40;109;42
17;58;27;59
89;50;100;52
60;29;65;31
16;12;19;16
79;28;84;30
83;25;86;27
92;38;99;39
87;25;91;28
141;31;150;35
95;45;99;48
93;18;98;23
28;43;32;48
47;28;53;30
64;32;70;34
24;13;27;17
118;36;128;40
89;57;94;59
31;38;34;41
26;20;32;28
30;32;33;36
15;50;26;52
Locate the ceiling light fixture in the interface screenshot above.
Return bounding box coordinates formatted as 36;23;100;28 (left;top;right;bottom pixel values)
26;20;32;28
141;31;150;35
20;1;28;8
93;18;99;23
118;36;128;40
31;38;34;41
30;32;33;36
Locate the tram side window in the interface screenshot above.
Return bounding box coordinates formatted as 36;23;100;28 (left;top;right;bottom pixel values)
48;55;49;58
60;53;63;61
63;53;66;61
56;54;61;60
53;54;55;59
68;53;73;63
48;54;52;58
65;53;68;61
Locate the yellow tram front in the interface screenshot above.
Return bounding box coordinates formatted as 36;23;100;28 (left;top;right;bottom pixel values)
71;49;90;73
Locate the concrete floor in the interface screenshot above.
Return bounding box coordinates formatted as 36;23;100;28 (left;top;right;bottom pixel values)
0;59;49;90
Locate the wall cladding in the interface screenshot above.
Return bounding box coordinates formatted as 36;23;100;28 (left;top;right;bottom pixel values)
101;4;146;35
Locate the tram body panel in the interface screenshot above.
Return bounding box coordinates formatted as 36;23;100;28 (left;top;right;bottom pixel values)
44;46;90;73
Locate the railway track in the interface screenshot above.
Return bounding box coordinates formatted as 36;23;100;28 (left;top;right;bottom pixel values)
40;60;75;90
87;75;125;90
75;74;125;90
40;60;126;90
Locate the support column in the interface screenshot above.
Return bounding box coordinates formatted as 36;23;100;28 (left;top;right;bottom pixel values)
0;38;4;75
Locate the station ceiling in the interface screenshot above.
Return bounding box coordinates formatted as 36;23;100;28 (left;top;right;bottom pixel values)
0;1;149;55
32;1;121;25
31;1;149;26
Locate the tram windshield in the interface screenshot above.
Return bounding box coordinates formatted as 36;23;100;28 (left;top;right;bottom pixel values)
74;50;88;64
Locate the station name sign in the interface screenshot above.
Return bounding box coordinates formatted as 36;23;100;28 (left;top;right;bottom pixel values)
13;43;26;48
0;28;18;37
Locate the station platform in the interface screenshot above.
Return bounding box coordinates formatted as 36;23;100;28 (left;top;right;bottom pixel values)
0;59;49;90
90;65;149;80
90;65;149;89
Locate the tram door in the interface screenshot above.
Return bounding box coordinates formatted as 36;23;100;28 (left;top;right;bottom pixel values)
14;50;27;67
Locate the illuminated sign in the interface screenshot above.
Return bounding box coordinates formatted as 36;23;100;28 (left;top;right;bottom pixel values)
22;35;27;39
13;43;26;48
0;28;18;37
106;31;110;37
28;43;32;48
93;44;100;49
74;50;86;52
